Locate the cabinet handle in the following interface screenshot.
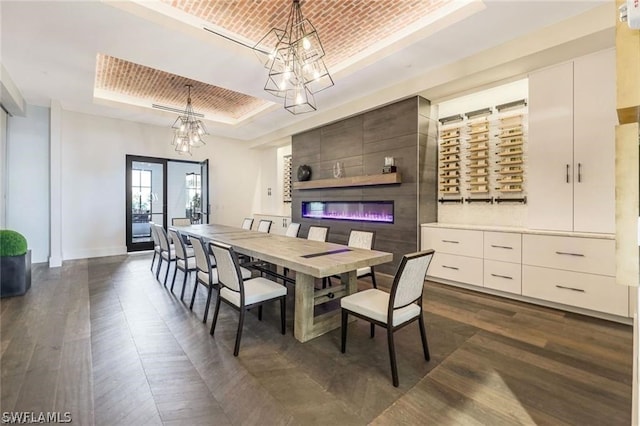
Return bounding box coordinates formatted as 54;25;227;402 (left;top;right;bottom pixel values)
490;244;513;250
555;251;585;257
556;285;585;293
565;164;570;183
490;273;513;280
442;265;459;270
442;240;459;244
577;163;582;183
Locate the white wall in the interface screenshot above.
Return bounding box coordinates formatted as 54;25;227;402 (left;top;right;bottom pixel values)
167;161;200;222
6;105;50;262
0;109;7;228
254;144;292;217
57;109;261;260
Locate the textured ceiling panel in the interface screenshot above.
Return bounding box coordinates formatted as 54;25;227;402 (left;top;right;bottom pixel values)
95;54;270;120
161;0;452;68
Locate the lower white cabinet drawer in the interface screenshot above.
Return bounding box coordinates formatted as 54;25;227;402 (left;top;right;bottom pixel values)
522;265;628;316
522;234;615;276
483;260;521;295
428;253;483;286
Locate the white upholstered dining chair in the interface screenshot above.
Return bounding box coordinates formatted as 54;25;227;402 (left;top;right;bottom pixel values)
285;222;301;238
209;241;287;356
340;249;435;387
307;225;329;242
241;218;254;230
155;224;176;286
168;228;196;296
257;219;272;233
149;222;162;273
328;230;378;289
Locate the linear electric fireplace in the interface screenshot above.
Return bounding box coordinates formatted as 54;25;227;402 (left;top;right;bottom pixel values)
301;201;394;223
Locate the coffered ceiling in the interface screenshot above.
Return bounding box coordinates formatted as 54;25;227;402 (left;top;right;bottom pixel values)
0;1;613;146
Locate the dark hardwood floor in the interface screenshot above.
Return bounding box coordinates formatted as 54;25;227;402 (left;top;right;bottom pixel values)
1;253;632;425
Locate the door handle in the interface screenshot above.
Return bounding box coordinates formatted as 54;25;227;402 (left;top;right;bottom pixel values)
566;164;570;183
441;240;459;244
490;245;513;250
491;273;513;280
577;163;582;183
556;285;585;293
555;251;585;257
442;265;459;270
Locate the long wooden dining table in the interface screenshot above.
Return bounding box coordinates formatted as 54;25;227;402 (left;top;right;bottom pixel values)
176;224;393;342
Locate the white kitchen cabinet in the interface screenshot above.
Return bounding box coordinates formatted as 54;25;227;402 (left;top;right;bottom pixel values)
421;224;625;319
522;234;615;277
527;49;616;234
521;233;625;317
484;260;521;294
420;227;483;258
572;50;616;233
522;265;627;317
528;61;574;232
429;253;483;286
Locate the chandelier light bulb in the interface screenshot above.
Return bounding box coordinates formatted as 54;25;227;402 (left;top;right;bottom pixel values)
313;69;320;80
302;37;311;50
295;92;303;105
180;123;186;132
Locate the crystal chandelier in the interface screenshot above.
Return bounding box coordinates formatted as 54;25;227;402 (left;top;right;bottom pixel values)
171;84;208;155
253;0;334;114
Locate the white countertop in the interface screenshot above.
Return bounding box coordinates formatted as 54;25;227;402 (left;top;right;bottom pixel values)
421;222;615;240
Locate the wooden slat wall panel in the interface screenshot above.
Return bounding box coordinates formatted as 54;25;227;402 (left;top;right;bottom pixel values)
292;96;438;274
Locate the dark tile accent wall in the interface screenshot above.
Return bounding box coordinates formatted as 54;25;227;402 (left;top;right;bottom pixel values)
292;97;437;274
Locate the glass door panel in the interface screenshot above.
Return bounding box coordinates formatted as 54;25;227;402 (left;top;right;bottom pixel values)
126;156;166;252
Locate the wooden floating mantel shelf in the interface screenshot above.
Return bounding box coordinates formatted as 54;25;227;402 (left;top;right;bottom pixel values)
293;172;402;190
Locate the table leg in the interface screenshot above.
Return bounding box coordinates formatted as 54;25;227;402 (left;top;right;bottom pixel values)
294;270;357;343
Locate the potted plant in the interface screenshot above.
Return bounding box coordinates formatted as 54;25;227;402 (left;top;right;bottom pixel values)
0;230;31;297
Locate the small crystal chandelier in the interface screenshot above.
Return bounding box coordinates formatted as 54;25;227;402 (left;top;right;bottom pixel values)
171;84;208;155
253;0;333;114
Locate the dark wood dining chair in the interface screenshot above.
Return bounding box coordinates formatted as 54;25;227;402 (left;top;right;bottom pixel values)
340;249;435;387
209;241;287;356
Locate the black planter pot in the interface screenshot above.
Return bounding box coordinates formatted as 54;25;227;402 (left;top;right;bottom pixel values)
0;250;31;298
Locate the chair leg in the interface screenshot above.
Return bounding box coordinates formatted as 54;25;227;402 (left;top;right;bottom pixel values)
170;266;178;292
387;328;399;387
150;251;156;271
341;310;348;353
233;309;245;356
190;281;198;310
156;257;162;280
418;312;431;361
180;270;189;301
203;286;213;323
370;323;375;338
258;305;263;321
280;297;286;335
163;261;171;287
371;269;378;289
210;294;222;336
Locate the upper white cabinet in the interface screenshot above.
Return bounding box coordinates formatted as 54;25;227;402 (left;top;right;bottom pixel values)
527;49;616;234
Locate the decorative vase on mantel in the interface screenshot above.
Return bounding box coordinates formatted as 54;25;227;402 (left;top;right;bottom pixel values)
333;162;344;178
297;164;312;181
